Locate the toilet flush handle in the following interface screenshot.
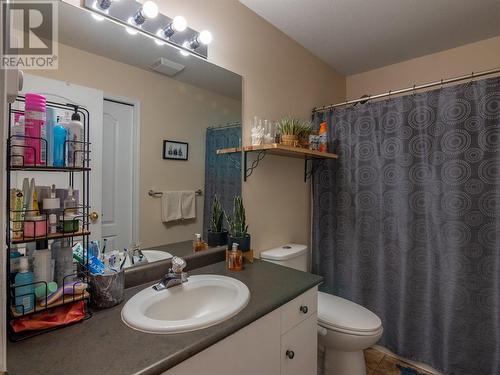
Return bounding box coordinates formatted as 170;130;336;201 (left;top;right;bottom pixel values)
299;305;308;314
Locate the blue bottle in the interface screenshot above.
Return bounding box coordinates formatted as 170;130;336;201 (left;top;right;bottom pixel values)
15;257;35;314
53;119;67;167
45;107;57;166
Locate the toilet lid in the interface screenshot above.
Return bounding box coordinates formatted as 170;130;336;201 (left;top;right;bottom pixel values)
318;292;382;333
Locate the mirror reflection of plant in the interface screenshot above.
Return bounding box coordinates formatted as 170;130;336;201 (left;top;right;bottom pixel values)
210;194;224;233
224;195;248;237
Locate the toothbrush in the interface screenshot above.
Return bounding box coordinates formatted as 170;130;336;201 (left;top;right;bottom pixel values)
101;238;107;261
119;252;127;270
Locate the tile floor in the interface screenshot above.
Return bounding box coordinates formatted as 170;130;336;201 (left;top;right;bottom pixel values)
364;347;435;375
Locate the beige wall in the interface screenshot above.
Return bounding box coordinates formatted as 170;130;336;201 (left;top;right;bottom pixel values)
153;0;346;255
63;0;346;254
347;36;500;100
32;43;242;247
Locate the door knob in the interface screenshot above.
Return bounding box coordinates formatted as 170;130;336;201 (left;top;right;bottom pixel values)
299;305;308;314
286;350;295;359
89;211;99;222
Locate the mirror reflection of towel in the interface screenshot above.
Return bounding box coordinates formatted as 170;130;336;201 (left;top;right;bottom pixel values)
180;191;196;220
161;191;196;222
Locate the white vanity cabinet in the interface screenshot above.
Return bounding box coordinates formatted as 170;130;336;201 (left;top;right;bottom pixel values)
164;286;318;375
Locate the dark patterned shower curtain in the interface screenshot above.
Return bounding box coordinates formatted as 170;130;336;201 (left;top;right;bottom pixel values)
312;77;500;375
203;125;242;239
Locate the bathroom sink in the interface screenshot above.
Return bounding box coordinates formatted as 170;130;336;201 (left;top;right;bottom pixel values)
123;250;172;268
121;275;250;334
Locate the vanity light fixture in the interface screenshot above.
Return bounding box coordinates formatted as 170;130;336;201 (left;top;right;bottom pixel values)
84;0;212;59
129;0;158;26
162;16;188;38
186;30;213;50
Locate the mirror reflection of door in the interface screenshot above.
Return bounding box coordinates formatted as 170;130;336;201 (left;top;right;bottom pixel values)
102;99;138;252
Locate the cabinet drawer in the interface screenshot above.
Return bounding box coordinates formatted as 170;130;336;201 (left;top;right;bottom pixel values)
280;286;317;334
280;313;317;375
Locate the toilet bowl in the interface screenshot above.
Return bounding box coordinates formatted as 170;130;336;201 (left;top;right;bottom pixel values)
318;292;383;375
260;244;383;375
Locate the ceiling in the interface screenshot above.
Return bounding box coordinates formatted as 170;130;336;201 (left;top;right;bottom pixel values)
239;0;500;75
58;2;242;100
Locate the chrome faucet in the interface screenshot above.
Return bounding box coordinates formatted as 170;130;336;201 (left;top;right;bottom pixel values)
153;256;188;291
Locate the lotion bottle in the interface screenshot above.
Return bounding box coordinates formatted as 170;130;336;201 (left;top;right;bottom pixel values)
66;109;84;168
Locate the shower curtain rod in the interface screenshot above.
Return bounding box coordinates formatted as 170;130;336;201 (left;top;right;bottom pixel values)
312;66;500;113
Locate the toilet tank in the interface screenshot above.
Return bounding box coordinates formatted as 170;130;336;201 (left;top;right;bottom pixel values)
260;244;308;272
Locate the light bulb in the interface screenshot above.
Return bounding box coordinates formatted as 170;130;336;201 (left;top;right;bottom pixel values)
172;16;187;32
154;38;165;46
198;30;212;45
126;26;138;35
141;0;158;19
180;42;191;56
93;0;112;11
92;13;105;21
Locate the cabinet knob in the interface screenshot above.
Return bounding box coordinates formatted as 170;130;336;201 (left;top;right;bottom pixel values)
286;350;295;359
299;305;308;314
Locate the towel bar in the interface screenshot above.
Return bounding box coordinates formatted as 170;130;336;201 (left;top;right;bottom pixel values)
148;189;203;197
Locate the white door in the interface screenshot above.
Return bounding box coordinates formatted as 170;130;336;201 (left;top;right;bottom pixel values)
101;99;135;251
15;74;103;241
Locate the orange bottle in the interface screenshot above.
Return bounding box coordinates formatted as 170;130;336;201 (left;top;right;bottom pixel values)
319;122;328;152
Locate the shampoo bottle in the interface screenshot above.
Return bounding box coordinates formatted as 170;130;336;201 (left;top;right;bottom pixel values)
15;257;35;314
45;107;57;166
53;117;68;167
24;93;47;165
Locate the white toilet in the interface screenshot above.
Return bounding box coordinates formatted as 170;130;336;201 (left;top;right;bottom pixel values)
260;244;383;375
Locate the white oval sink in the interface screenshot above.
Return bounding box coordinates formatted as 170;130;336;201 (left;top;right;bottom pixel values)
123;250;172;268
121;275;250;334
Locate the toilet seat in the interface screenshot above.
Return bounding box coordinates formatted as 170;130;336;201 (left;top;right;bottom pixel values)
318;292;382;335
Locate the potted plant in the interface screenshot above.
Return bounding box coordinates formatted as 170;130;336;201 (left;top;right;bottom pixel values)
298;121;313;148
276;117;311;147
207;194;228;247
224;195;251;252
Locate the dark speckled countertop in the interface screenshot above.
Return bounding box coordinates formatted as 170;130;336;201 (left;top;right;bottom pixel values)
7;260;322;375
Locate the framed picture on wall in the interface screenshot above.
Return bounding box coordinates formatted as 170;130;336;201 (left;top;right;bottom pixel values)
163;140;189;161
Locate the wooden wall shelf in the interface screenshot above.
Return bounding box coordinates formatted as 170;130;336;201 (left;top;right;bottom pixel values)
217;144;338;182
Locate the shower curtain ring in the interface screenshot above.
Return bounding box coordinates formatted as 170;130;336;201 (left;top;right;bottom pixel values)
440;79;444;89
388;90;392;100
412;85;416;96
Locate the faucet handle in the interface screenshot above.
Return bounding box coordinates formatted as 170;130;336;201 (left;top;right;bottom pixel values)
171;256;187;273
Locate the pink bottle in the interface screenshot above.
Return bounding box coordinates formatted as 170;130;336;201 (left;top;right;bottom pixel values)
24;93;47;166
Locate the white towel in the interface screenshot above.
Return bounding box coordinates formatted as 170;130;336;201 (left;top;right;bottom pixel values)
161;191;182;222
161;191;196;222
180;191;196;220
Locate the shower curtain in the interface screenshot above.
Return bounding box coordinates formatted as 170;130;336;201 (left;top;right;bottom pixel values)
312;77;500;375
203;124;242;239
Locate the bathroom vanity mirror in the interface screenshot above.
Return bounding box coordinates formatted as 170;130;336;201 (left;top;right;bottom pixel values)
9;1;242;270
